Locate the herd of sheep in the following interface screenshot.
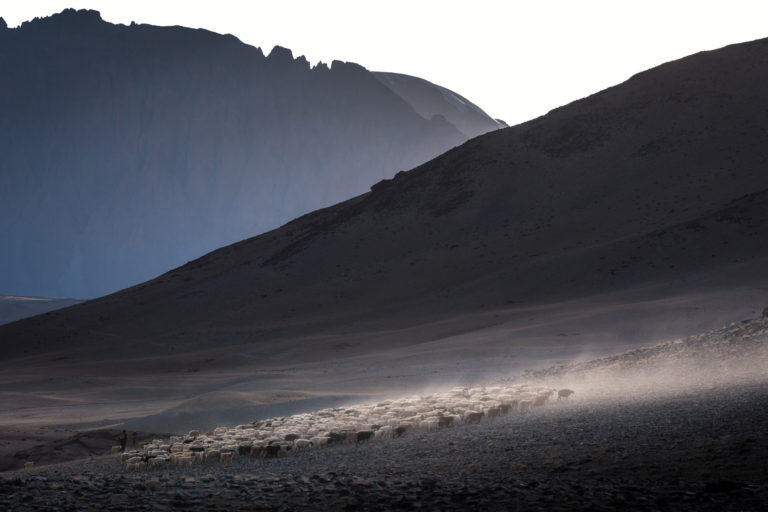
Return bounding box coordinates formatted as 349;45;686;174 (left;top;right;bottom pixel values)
119;384;573;470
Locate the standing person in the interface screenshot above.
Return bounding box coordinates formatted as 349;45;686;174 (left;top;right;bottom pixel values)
118;430;127;452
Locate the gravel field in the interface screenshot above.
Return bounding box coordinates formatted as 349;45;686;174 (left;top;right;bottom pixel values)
2;381;766;511
2;318;766;511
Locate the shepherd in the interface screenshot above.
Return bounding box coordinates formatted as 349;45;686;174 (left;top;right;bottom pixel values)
118;430;127;452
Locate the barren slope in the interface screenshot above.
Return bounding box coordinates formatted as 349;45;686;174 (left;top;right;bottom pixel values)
2;37;768;429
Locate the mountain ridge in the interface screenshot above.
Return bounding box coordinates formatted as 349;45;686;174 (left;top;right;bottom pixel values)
373;72;507;138
0;295;83;327
0;8;501;298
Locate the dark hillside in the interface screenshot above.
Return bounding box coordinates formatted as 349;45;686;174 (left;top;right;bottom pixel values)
0;9;500;298
3;37;768;362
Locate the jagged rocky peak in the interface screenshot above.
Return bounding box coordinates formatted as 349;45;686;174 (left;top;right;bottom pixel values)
330;59;368;75
295;54;310;69
26;8;104;28
266;45;313;71
267;45;294;62
0;17;7;30
313;61;330;72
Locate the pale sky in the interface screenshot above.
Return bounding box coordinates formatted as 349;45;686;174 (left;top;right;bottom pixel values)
3;1;768;125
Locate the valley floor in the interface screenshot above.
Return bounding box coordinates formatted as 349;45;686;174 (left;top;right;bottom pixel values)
2;381;766;511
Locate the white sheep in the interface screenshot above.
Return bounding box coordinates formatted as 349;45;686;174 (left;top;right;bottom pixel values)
149;457;169;468
294;439;312;450
130;376;569;469
309;436;329;447
419;419;439;431
463;411;484;423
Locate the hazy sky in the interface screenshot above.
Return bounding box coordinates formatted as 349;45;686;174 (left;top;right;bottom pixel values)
4;1;768;125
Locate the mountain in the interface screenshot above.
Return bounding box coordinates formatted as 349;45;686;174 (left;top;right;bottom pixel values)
0;9;501;299
0;295;83;326
373;72;507;138
2;36;768;430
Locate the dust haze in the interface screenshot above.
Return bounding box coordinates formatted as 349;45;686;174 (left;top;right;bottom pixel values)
512;316;768;404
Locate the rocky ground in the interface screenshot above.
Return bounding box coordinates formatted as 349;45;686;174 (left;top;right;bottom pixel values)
0;428;168;473
0;381;766;511
1;317;766;511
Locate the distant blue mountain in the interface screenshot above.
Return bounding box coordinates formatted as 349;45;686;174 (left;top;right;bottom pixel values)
0;295;83;326
0;9;501;298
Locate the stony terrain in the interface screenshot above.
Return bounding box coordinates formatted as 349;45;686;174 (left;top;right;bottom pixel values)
2;317;765;510
1;383;765;511
0;428;167;473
